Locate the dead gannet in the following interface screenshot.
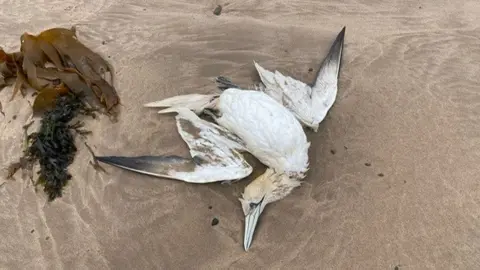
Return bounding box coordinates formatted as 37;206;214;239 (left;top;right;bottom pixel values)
96;88;311;251
216;26;345;132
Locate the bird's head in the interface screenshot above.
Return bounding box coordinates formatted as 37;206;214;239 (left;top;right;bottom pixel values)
239;168;302;251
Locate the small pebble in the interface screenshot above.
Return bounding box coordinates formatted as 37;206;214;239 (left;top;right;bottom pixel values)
12;115;17;120
330;149;336;155
30;229;35;233
208;206;212;209
211;217;219;226
308;68;313;72
364;162;371;167
45;236;50;240
213;5;222;15
378;173;384;177
102;41;106;45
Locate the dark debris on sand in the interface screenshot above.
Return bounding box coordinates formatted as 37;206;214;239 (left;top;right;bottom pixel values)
213;5;222;15
7;93;92;201
29;94;84;201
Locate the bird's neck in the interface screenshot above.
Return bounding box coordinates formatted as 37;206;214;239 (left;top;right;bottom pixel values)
264;169;302;203
279;141;310;178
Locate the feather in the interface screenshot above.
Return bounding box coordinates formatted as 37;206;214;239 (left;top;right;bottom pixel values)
97;107;252;183
253;26;346;131
144;93;219;115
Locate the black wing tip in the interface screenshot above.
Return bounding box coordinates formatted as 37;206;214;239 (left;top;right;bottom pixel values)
332;26;346;50
95;155;159;176
95;155;127;166
337;26;346;43
324;26;346;64
312;26;346;86
96;154;190;167
96;155;152;165
95;155;112;162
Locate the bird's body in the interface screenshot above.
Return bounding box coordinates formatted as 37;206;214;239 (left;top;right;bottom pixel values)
96;26;346;251
214;89;310;177
97;88;310;250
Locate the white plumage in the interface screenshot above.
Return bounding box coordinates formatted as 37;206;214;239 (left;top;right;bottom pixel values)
217;27;345;132
97;106;251;183
96;26;346;251
97;88;311;250
214;89;310;177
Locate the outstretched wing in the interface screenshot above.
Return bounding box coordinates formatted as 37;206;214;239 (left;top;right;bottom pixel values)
96;108;252;183
311;26;345;116
253;27;345;130
253;61;314;119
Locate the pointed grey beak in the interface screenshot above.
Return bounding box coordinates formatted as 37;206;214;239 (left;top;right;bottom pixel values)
243;197;266;251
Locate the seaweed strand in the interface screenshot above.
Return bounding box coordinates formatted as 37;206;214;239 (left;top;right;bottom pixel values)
27;93;85;201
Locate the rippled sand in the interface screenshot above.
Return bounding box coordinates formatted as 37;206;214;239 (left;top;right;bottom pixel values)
1;0;479;269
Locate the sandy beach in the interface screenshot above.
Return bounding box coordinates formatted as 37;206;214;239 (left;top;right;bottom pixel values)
1;0;480;269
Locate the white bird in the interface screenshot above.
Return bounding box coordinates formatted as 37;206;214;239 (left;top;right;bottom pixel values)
95;26;345;250
96;88;310;251
216;26;345;132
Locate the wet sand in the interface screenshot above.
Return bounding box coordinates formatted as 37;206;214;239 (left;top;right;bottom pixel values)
1;0;479;269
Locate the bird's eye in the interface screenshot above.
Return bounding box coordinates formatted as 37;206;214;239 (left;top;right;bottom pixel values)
249;196;266;209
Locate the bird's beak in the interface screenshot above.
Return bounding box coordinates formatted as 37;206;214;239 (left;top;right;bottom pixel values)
243;197;266;251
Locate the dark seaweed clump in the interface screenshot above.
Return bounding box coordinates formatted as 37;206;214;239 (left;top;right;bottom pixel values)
27;94;86;201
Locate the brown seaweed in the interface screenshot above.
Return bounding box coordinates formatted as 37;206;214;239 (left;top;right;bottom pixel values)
5;27;120;115
36;27;119;110
28;66;102;114
31;83;70;114
0;48;18;87
1;26;119;201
